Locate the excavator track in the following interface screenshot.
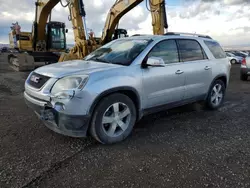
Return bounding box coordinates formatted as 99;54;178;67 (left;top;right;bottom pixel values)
7;53;35;72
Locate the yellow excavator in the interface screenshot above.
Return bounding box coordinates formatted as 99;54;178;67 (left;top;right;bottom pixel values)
59;0;168;61
7;0;69;71
7;0;168;71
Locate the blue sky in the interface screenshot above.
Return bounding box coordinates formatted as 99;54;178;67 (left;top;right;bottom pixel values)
166;0;182;6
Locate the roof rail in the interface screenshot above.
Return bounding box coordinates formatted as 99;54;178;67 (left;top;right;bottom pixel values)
131;34;149;37
164;32;212;39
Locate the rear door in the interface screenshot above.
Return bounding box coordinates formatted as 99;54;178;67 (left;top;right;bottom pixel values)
176;39;213;100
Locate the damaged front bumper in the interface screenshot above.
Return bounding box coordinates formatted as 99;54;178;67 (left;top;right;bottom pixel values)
24;91;90;137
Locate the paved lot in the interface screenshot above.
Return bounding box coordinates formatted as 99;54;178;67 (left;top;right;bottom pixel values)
1;55;250;188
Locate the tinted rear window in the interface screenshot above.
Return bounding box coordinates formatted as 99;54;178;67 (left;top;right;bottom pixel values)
204;40;226;59
177;39;206;62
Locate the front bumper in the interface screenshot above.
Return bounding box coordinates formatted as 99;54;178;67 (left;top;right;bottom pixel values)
24;91;90;137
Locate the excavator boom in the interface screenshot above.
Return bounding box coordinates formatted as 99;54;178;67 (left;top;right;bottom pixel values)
59;0;168;61
101;0;167;44
148;0;168;35
35;0;60;43
101;0;144;44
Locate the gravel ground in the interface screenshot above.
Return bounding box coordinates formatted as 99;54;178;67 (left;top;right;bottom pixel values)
1;54;250;188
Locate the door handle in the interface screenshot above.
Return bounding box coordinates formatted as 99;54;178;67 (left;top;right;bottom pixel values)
175;70;184;74
204;66;211;70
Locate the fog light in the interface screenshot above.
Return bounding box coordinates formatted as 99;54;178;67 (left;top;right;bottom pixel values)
54;102;65;111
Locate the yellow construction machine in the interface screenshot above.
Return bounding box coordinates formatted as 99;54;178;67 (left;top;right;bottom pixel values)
59;0;168;62
7;0;70;71
7;0;168;71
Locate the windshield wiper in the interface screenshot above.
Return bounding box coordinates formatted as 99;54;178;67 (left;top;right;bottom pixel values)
110;62;126;66
90;57;112;64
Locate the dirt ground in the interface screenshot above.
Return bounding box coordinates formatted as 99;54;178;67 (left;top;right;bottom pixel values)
1;54;250;188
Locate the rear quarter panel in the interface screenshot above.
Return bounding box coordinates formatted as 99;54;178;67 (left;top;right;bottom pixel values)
199;39;231;87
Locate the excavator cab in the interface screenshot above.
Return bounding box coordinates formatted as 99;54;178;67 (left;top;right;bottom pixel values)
46;21;67;51
112;29;128;40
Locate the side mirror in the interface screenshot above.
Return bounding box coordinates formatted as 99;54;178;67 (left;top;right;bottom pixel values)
146;56;165;67
65;29;68;33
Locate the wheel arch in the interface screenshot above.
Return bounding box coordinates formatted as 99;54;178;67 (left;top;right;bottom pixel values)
89;87;142;121
215;74;227;88
206;74;228;99
231;58;236;62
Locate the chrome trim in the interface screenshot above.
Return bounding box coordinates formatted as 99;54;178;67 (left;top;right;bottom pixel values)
25;77;58;101
25;71;47;91
24;91;47;107
25;77;58;92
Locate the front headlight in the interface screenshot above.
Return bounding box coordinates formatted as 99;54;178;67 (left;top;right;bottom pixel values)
51;75;89;99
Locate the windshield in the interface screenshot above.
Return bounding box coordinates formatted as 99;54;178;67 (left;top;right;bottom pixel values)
84;39;152;66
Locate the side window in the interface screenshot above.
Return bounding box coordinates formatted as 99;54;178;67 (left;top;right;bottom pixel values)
177;39;205;62
204;40;227;59
148;40;179;64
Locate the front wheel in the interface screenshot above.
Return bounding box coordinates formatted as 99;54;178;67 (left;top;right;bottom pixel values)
206;80;226;110
90;93;137;144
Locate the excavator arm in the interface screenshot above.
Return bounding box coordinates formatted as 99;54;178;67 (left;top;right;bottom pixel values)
58;0;92;61
148;0;168;35
34;0;60;43
101;0;144;44
60;0;168;61
101;0;168;44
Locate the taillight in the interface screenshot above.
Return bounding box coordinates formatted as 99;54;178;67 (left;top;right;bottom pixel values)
242;58;246;65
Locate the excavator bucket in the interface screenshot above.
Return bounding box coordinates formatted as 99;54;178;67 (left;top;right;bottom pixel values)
8;53;35;72
58;52;78;62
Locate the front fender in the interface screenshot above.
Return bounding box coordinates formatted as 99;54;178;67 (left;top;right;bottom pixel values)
83;66;143;115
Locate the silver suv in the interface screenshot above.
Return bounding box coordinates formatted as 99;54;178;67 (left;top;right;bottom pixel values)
24;33;231;144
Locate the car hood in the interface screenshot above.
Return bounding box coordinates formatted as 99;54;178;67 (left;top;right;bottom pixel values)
34;60;122;78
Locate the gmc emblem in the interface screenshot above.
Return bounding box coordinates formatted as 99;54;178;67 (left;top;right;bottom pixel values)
30;75;41;83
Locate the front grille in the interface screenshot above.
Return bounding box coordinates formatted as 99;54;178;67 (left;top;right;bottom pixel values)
27;72;50;89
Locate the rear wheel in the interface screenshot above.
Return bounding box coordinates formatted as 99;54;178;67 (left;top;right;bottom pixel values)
90;93;136;144
240;74;248;81
230;59;236;64
206;80;226;110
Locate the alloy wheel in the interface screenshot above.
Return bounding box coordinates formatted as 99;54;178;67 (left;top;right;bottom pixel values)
211;84;223;106
102;102;131;137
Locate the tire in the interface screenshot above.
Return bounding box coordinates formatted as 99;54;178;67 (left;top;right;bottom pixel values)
240;74;248;81
230;59;236;64
89;93;137;144
206;79;226;110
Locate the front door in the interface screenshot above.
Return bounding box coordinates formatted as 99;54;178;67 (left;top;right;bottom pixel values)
142;39;185;108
